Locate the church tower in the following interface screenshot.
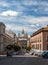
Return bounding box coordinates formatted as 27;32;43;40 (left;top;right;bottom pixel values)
22;29;24;34
18;33;20;37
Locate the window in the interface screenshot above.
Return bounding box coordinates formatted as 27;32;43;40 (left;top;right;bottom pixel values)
37;44;39;49
40;44;41;50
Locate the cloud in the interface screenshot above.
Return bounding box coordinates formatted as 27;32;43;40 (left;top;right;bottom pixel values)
5;23;32;37
22;0;48;6
0;0;48;14
5;23;36;34
0;0;48;36
0;1;9;7
0;10;19;16
17;15;48;26
0;15;48;37
15;15;48;29
22;0;39;6
29;17;48;25
22;0;48;14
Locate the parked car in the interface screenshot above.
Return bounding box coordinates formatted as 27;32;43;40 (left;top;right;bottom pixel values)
29;51;35;55
13;51;19;55
25;52;29;55
31;51;34;55
42;51;48;58
37;51;44;57
7;50;13;57
34;51;38;56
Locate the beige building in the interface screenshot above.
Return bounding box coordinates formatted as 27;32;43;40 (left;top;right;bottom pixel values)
5;30;17;45
0;22;6;51
30;26;48;51
0;22;17;52
18;29;29;48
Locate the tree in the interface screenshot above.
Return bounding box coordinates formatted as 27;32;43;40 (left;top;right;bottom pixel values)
26;46;31;51
13;45;20;51
6;44;13;50
6;44;20;52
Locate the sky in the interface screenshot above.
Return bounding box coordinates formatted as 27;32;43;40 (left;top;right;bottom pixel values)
0;0;48;37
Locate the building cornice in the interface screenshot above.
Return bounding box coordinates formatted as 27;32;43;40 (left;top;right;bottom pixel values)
31;27;48;37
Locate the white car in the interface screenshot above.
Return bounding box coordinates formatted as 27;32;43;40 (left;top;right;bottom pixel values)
25;53;29;55
13;52;19;55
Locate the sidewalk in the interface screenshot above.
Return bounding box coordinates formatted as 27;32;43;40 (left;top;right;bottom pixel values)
12;55;38;57
0;55;6;57
0;54;38;57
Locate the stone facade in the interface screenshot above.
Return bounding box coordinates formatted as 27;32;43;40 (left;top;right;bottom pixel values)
0;22;17;51
0;22;6;51
5;30;17;45
18;29;29;48
30;26;48;51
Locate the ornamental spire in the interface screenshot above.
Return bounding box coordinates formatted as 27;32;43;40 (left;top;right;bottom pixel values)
22;29;24;34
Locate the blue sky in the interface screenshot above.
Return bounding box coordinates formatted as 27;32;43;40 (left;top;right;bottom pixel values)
0;0;48;37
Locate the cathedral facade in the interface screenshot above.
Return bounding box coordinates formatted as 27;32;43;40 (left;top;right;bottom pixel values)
18;29;29;49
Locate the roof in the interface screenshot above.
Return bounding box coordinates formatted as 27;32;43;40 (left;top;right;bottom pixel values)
31;27;48;37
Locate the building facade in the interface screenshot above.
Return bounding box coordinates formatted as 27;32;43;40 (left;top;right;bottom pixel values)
30;26;48;51
0;22;6;51
18;29;29;48
5;30;17;45
0;22;17;51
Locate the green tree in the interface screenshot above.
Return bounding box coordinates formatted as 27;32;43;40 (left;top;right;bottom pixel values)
26;46;31;51
13;45;20;51
6;44;20;51
6;44;13;50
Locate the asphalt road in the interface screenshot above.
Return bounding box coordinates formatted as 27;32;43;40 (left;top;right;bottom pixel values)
0;56;48;65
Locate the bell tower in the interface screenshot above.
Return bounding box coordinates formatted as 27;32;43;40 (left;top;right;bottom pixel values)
22;29;24;34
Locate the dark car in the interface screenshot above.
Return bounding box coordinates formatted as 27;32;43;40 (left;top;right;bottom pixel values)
42;51;48;58
31;51;35;55
37;51;46;57
7;50;13;57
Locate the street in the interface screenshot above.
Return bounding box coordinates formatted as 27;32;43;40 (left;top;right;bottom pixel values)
0;56;48;65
